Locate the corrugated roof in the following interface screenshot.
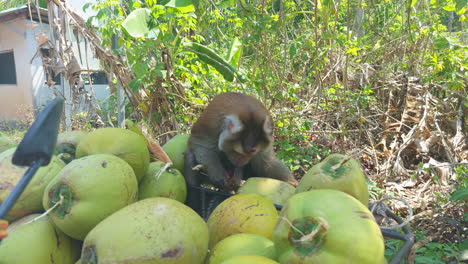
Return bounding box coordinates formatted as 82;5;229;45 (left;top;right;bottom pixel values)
0;5;28;15
0;4;48;23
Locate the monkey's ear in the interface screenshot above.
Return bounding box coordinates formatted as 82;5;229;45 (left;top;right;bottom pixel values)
224;114;243;134
263;117;272;135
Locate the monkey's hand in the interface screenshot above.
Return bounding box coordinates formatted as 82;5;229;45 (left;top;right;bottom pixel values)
188;143;239;192
207;168;232;191
223;168;242;192
250;148;297;186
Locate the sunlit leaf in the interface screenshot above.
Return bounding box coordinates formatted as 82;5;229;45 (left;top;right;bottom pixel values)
450;188;468;201
456;0;467;11
456;6;467;15
346;47;360;56
225;38;242;68
122;8;151;38
165;0;195;13
442;3;456;11
83;2;92;12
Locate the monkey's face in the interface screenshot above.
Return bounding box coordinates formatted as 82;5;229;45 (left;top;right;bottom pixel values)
221;138;270;167
219;115;273;167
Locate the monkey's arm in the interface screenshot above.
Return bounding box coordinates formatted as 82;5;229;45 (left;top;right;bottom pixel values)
250;148;298;186
183;149;202;187
185;141;240;191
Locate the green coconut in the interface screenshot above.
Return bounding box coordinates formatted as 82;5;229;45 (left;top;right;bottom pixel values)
273;190;386;264
0;214;81;264
238;177;296;207
0;135;17;153
207;193;278;249
208;233;277;264
221;255;279;264
138;161;187;203
81;197;209;264
42;154;138;240
76;127;149;182
55;130;89;164
162;134;189;172
296;153;369;207
0;147;65;221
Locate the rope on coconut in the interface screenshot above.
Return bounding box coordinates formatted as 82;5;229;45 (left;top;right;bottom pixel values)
279;216;329;243
25;194;65;225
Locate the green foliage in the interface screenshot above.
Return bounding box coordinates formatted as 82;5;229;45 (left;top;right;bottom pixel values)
413;231;462;264
274;132;331;173
385;239;405;262
450;165;468;222
122;8;151;38
183;42;244;82
385;231;464;263
367;180;387;200
2;1;465;261
86;0;466;178
450;187;468;202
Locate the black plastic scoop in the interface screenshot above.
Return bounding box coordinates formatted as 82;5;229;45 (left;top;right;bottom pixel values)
0;97;63;219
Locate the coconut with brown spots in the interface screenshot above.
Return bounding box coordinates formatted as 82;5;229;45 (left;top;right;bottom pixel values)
76;128;150;182
207;233;277;264
81;197;209;264
238;177;296;207
207;193;278;249
42;154;138;240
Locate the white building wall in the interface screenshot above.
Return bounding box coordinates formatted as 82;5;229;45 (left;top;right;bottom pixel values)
0;15;34;120
0;3;112;122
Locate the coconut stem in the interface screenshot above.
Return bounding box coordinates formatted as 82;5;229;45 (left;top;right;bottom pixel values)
300;217;329;243
280;216;307;238
155;162;172;180
331;149;365;171
331;155;352;171
25;194;64;224
281;216;329;243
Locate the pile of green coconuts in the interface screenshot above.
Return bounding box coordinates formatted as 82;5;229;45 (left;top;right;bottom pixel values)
0;127;387;264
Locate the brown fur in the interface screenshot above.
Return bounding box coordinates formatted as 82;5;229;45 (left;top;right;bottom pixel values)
191;92;271;139
184;92;297;192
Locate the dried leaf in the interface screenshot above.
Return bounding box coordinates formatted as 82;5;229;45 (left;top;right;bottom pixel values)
35;33;49;46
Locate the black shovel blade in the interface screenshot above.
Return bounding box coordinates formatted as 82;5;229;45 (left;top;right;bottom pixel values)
12;97;64;166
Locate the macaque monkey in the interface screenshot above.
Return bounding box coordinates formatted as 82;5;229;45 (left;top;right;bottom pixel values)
184;92;298;192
